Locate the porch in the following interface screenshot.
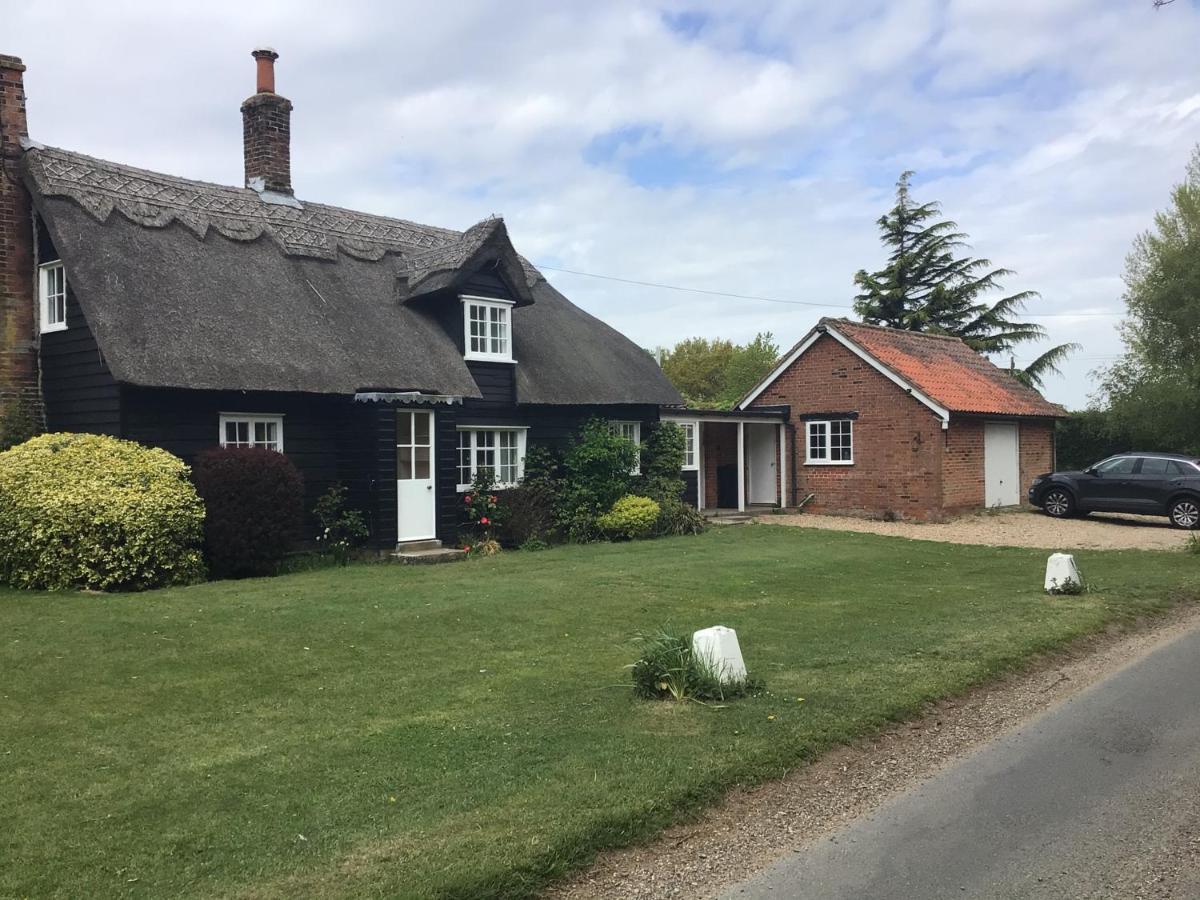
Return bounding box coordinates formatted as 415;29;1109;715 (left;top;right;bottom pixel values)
661;408;790;513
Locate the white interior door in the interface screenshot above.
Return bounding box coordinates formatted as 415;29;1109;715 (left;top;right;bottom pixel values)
396;410;436;541
984;421;1020;507
748;424;777;505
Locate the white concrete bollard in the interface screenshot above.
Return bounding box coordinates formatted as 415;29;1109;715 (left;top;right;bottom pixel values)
692;625;748;683
1044;553;1082;593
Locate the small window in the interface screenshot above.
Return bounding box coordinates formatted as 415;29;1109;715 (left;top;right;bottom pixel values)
39;262;67;333
462;296;514;362
677;421;698;471
456;427;526;489
806;419;853;465
219;414;284;451
1094;456;1136;475
611;421;642;475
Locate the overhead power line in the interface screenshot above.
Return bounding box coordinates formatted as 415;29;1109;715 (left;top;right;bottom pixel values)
535;263;1124;320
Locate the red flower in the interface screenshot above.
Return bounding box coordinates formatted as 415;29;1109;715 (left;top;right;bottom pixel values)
464;495;472;503
463;545;471;553
480;516;490;525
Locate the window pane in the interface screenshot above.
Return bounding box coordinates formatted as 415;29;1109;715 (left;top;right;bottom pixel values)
1140;457;1169;475
1097;456;1136;475
397;445;413;480
414;412;430;445
415;446;430;479
397;412;411;445
808;422;827;459
457;431;473;485
253;421;267;445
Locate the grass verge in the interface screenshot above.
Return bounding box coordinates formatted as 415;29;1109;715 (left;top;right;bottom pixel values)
2;525;1196;898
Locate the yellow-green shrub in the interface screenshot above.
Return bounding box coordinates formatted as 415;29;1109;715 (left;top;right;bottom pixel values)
0;433;206;591
596;494;661;540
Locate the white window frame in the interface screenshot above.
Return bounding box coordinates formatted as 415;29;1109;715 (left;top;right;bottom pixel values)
39;261;67;333
805;419;853;466
461;295;515;363
611;420;643;475
218;413;285;452
677;421;699;471
456;426;528;490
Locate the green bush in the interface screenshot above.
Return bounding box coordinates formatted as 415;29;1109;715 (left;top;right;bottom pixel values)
597;494;660;540
558;419;639;541
631;630;763;702
636;421;686;504
313;483;370;566
0;432;205;591
654;498;708;536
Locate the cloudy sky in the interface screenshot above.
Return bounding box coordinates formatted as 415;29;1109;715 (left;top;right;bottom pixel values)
9;1;1200;408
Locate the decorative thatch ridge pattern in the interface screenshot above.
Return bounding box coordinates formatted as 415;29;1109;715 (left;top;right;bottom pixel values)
23;144;538;282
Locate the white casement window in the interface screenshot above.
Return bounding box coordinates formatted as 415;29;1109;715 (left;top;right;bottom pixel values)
611;420;642;475
456;427;527;489
805;419;853;465
219;414;284;451
462;296;515;362
39;261;67;333
677;421;699;470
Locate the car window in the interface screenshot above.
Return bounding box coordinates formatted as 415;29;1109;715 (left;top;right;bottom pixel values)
1139;457;1171;475
1095;456;1137;475
1169;460;1198;477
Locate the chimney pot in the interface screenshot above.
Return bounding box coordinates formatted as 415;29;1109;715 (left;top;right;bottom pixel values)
252;47;279;93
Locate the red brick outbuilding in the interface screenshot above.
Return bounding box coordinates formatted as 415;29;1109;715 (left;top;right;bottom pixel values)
728;318;1067;521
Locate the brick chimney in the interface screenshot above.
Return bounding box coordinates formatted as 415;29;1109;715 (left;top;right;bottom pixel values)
240;48;293;195
0;53;40;424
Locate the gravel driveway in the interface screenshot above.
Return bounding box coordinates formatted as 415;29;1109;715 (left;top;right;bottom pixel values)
757;507;1193;551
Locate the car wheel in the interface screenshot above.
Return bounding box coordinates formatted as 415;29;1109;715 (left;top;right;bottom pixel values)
1169;497;1200;529
1042;488;1074;519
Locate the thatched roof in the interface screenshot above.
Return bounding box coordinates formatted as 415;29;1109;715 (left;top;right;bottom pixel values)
23;145;680;405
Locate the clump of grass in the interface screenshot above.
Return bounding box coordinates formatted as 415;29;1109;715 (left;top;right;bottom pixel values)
1046;576;1086;596
630;630;764;702
1185;533;1200;556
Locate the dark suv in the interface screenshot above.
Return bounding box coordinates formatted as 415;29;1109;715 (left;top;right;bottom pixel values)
1029;453;1200;528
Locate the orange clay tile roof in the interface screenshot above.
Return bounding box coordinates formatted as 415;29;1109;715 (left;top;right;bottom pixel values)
826;318;1067;418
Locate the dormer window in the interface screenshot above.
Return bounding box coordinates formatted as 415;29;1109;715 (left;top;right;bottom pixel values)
462;295;514;363
39;262;67;333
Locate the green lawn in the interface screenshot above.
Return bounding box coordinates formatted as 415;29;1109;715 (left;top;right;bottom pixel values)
2;526;1196;899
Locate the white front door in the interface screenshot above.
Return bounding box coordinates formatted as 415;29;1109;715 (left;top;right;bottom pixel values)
984;421;1020;507
748;424;777;505
396;410;436;541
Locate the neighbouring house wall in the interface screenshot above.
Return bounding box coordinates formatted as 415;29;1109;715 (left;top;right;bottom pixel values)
0;57;39;425
1019;419;1055;498
748;334;946;520
942;418;985;513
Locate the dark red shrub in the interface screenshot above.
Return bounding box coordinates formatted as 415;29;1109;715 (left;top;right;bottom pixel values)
192;447;304;578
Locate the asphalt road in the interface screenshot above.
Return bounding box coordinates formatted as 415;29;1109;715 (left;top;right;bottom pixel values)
724;624;1200;900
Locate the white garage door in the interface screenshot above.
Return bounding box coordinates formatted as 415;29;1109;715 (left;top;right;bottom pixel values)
984;422;1020;507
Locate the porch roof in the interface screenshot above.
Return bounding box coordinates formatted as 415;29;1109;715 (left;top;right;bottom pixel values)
660;406;786;424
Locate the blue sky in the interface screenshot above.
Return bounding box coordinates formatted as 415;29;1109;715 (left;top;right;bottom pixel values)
9;0;1200;408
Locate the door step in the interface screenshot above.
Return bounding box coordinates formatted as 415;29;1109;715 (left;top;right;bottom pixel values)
392;539;467;565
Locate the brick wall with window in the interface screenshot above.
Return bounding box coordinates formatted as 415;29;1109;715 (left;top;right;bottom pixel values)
747;334;945;520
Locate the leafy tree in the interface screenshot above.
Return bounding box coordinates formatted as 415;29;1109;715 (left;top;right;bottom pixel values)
1098;147;1200;454
660;333;778;408
854;171;1076;389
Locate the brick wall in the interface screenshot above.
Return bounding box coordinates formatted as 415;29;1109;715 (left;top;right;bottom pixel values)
0;54;39;423
942;417;985;512
749;334;945;520
1019;420;1055;500
701;421;738;508
241;92;293;193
